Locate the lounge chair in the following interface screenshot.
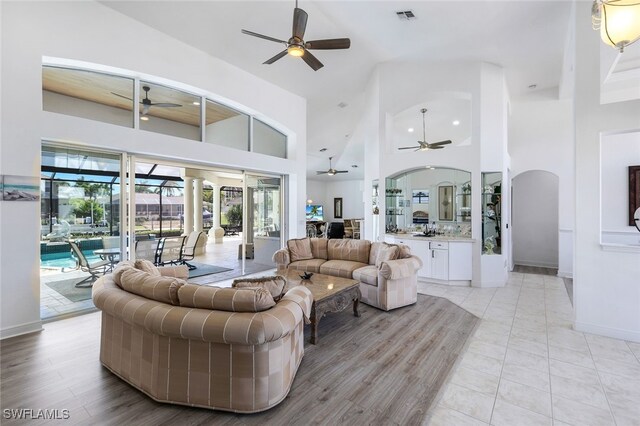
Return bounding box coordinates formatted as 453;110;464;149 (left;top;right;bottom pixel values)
158;236;186;265
180;231;204;270
68;240;110;288
135;238;162;265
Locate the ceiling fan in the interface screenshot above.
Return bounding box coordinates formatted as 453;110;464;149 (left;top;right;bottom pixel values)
112;85;182;116
316;157;348;176
398;108;452;152
241;0;350;71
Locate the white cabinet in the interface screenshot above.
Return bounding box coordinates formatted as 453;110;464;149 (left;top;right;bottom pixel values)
429;241;449;280
386;237;431;278
448;242;473;280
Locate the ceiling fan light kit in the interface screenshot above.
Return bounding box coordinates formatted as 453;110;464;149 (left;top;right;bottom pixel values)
398;108;452;152
592;0;640;52
241;1;350;70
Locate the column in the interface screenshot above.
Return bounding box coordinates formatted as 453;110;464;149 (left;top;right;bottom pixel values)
194;178;203;232
183;177;194;235
212;184;224;243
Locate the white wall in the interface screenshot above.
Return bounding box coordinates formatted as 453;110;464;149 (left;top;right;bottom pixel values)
205;115;249;150
574;3;640;342
512;171;559;268
601;131;640;245
509;89;574;277
0;1;307;339
306;179;365;223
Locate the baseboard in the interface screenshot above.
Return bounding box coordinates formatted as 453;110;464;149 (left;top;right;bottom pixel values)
513;260;559;269
0;320;43;340
557;270;573;279
575;321;640;343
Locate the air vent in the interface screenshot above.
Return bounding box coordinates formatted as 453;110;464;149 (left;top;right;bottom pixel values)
396;10;416;20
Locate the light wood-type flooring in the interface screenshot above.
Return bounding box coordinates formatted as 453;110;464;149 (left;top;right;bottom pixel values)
0;295;478;425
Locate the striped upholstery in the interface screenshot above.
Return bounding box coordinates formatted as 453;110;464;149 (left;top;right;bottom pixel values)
93;274;313;413
353;265;378;286
157;265;189;279
134;259;161;276
396;243;413;259
288;259;327;273
310;238;328;260
272;249;290;269
114;267;185;305
375;244;399;267
319;260;369;279
327;239;371;263
178;284;275;312
286;237;313;262
379;256;422;280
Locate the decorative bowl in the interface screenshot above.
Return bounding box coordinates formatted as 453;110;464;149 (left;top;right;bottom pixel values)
300;272;314;280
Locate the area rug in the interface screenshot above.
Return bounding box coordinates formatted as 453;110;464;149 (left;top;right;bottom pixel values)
44;278;93;302
188;262;233;278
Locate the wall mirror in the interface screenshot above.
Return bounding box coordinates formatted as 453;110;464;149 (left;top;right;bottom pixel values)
385;167;471;235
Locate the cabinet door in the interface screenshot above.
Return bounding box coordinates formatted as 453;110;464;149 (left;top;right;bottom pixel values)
448;242;472;280
431;249;449;280
396;239;430;278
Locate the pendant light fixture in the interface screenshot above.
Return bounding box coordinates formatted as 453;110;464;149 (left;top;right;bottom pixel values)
592;0;640;52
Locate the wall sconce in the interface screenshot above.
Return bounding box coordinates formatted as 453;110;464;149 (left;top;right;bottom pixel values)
592;0;640;52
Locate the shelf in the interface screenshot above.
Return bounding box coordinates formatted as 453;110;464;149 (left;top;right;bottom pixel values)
385;194;404;197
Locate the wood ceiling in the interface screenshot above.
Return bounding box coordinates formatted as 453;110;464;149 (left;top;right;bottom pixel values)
42;66;239;127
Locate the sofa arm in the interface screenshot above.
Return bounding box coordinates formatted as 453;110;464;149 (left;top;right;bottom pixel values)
379;256;422;280
93;274;308;346
281;285;313;323
157;265;189;279
272;248;291;268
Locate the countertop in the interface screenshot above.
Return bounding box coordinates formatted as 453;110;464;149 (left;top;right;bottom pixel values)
384;233;476;243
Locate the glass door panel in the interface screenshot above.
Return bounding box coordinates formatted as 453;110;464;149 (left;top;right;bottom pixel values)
243;174;282;275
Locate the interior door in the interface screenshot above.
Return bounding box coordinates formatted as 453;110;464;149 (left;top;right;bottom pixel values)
243;173;283;275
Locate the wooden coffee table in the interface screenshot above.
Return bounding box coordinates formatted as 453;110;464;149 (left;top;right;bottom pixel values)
280;269;361;344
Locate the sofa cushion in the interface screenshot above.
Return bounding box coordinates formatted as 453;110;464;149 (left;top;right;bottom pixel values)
114;266;185;305
288;258;327;273
232;275;286;301
353;265;379;286
177;284;275;312
369;242;385;265
327;239;371;264
287;237;313;262
320;260;369;279
134;259;161;276
310;238;328;260
376;244;399;268
397;243;412;259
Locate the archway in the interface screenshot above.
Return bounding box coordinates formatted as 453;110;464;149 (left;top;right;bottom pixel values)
512;170;559;271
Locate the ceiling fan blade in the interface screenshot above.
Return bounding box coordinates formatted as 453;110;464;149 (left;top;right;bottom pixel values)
429;140;452;146
264;50;288;65
430;146;445;150
305;38;351;50
301;50;324;71
149;102;182;108
111;92;133;101
334;170;349;173
292;8;308;40
316;171;329;175
398;146;420;150
241;29;287;45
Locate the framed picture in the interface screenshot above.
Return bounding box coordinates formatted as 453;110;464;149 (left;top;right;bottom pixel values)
438;185;453;221
1;175;40;201
334;197;343;219
630;166;640;226
412;189;429;204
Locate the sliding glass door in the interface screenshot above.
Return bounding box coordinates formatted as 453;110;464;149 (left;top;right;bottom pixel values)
243;174;283;275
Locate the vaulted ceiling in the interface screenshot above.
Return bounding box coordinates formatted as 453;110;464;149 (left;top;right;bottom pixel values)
102;0;574;180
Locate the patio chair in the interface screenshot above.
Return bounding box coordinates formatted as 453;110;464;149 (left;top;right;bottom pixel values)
180;231;204;270
135;238;162;265
158;236;186;265
68;240;110;288
100;236;121;262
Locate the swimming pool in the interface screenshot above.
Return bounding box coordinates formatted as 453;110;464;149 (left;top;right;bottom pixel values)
40;251;102;269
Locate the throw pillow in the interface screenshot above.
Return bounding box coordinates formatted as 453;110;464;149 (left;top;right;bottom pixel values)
178;284;275;312
134;259;161;276
287;237;313;262
376;244;400;268
232;275;286;301
396;244;412;259
115;267;186;305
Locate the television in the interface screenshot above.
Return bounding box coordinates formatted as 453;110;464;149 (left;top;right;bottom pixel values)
306;204;324;221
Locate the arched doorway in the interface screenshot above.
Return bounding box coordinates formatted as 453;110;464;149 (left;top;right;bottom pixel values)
512;170;559;272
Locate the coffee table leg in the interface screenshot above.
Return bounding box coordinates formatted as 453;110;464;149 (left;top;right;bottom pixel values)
310;305;319;345
353;298;360;317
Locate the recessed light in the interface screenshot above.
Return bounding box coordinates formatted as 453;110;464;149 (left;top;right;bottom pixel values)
452;120;460;126
408;128;414;133
319;148;327;152
140;116;149;121
193;101;201;106
528;84;537;89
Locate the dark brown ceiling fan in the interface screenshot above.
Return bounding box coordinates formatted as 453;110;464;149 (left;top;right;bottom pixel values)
316;157;348;176
112;86;182;116
398;108;452;152
241;0;350;71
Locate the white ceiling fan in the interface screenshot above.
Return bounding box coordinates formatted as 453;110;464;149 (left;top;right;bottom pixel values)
398;108;452;152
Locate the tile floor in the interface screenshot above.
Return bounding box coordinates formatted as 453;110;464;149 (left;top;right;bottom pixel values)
421;273;640;426
40;235;274;320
